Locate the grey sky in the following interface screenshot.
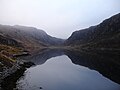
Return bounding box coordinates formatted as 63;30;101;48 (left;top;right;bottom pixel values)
0;0;120;39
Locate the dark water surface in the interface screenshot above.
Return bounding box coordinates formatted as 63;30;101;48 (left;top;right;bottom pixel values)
16;49;120;90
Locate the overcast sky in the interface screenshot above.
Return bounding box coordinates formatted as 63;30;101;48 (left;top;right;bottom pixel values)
0;0;120;39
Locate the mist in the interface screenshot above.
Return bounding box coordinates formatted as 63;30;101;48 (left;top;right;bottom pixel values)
0;0;120;39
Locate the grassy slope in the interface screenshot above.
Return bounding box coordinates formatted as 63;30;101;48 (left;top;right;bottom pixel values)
0;44;24;71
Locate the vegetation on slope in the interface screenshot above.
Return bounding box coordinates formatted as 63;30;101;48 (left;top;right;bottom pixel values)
65;13;120;50
0;44;24;71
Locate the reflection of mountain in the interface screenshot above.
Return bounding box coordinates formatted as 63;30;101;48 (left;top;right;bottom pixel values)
21;49;64;65
21;49;120;85
64;50;120;84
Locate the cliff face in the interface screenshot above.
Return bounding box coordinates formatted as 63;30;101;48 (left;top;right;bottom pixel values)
65;13;120;49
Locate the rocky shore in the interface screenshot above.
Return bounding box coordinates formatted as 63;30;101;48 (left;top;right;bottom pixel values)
0;59;34;90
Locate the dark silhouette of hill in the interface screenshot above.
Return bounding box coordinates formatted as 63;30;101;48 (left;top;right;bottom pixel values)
65;13;120;50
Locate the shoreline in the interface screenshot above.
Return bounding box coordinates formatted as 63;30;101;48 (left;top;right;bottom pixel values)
0;60;34;90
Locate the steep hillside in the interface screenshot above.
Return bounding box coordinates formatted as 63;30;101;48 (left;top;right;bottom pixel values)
0;33;24;70
0;25;64;49
65;13;120;49
0;34;22;47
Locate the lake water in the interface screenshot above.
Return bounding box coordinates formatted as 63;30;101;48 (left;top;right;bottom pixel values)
16;49;120;90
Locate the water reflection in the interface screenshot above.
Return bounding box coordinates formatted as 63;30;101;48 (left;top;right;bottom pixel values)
64;50;120;84
17;49;120;90
21;49;64;65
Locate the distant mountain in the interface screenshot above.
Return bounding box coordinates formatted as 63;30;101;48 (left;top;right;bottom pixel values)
0;24;64;75
65;13;120;49
0;25;64;49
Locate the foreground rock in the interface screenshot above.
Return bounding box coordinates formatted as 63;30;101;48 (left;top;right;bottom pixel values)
0;60;34;90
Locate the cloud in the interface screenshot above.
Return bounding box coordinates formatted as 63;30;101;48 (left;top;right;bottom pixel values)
0;0;120;39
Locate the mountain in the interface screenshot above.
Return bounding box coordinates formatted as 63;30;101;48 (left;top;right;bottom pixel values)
0;24;64;73
0;24;65;83
65;13;120;49
0;34;22;47
0;25;64;49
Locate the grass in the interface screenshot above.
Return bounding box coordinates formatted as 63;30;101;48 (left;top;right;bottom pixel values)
0;44;24;68
0;44;23;54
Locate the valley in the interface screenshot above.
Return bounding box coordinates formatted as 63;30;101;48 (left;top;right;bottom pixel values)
0;13;120;90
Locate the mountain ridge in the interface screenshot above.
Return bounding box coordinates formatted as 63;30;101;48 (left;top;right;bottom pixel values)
65;13;120;50
0;24;64;49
